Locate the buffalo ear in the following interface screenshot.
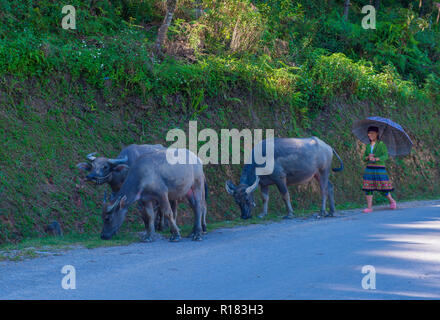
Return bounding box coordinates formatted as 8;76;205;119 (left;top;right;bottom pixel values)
112;164;129;172
77;162;92;172
119;195;127;209
225;180;236;195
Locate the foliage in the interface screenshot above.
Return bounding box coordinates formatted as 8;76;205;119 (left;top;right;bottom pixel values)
0;0;439;244
198;0;265;54
304;52;422;106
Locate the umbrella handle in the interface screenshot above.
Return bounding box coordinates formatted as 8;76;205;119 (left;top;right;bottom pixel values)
380;124;388;140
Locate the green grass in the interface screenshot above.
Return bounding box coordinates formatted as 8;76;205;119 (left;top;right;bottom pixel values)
1;75;439;244
0;0;439;245
0;231;141;261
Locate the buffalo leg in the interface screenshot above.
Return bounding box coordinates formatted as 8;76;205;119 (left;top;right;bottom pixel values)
140;203;148;230
202;179;208;233
171;199;178;221
198;188;207;234
258;184;269;218
327;181;335;216
185;190;204;239
153;202;164;231
154;202;170;231
275;177;294;219
187;183;203;241
159;195;181;242
160;203;171;230
201;204;207;234
315;170;330;217
201;189;208;234
192;202;203;241
185;192;196;238
140;201;156;242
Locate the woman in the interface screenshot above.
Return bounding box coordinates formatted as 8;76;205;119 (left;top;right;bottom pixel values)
362;126;397;213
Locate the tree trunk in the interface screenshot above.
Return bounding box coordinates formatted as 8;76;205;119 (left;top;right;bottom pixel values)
154;0;178;56
436;3;440;24
419;0;434;17
194;0;203;19
374;0;380;10
343;0;350;21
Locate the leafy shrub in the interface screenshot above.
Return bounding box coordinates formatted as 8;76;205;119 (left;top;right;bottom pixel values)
303;52;421;107
199;0;265;54
424;73;440;102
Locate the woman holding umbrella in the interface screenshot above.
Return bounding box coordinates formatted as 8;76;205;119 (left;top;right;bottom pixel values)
352;117;413;213
361;126;396;212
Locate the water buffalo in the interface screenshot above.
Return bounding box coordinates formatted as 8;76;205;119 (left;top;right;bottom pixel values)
226;137;343;219
76;144;165;194
101;148;208;242
76;144;169;230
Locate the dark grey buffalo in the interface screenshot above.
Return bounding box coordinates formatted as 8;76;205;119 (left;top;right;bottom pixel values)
101;148;208;242
76;144;165;194
76;144;168;229
226;137;343;219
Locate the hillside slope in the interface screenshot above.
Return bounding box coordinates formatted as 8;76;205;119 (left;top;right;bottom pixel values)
0;0;439;243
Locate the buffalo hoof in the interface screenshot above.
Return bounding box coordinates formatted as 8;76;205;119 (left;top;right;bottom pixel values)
169;234;181;242
188;231;205;239
141;235;154;243
320;211;334;218
192;233;203;241
100;233;113;240
326;212;335;217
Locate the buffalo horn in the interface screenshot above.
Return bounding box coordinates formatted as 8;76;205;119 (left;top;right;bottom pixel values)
108;156;128;165
86;152;98;161
245;176;260;194
106;195;121;213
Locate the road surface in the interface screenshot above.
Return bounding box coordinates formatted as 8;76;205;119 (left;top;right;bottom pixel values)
1;200;440;299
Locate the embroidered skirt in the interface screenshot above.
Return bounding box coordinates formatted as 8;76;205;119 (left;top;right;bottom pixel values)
362;164;394;192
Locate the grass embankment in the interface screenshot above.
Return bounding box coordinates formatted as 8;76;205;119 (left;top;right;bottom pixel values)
0;1;439;251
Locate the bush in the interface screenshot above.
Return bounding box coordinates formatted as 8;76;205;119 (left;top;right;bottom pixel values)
303;52;421;107
424;73;440;102
199;0;265;54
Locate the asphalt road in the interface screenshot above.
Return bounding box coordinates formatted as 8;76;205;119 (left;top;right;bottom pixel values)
1;200;440;300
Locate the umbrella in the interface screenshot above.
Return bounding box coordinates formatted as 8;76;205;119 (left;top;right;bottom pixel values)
352;116;413;156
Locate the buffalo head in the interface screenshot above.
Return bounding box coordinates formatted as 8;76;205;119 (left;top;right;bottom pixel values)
77;152;129;185
100;192;128;240
225;176;259;219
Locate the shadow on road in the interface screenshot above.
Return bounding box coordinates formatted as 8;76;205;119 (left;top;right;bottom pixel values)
329;209;440;299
